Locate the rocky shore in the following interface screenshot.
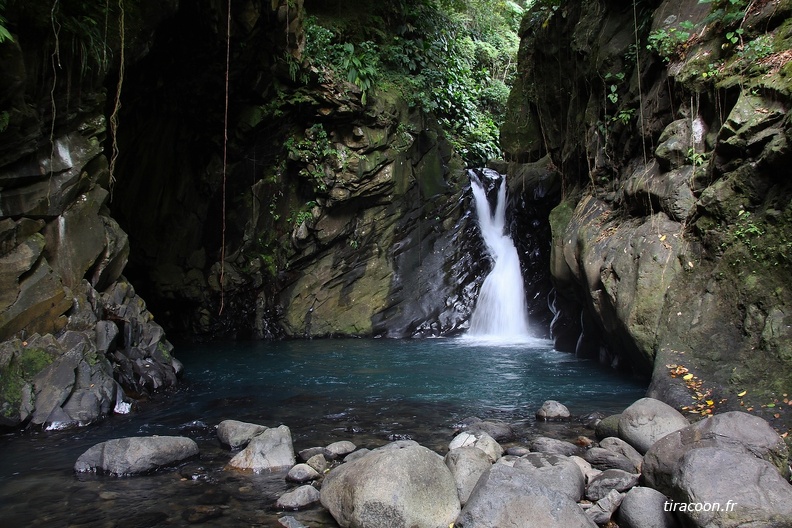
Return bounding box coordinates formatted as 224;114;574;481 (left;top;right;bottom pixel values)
74;397;792;527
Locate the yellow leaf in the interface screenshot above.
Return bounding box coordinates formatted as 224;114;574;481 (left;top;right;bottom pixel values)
659;234;666;241
706;400;714;406
737;390;747;397
683;373;694;380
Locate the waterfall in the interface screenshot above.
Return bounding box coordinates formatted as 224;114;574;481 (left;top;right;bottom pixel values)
467;169;531;339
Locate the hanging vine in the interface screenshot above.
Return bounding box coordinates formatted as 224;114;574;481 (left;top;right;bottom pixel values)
47;0;62;208
107;0;125;194
219;0;231;315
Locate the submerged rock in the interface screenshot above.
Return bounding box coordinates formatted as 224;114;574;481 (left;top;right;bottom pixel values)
536;400;571;421
74;436;199;475
216;419;268;449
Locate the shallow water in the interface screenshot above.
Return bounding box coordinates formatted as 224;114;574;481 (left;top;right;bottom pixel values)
0;337;646;527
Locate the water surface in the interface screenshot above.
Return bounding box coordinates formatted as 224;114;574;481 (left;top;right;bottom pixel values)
0;338;646;526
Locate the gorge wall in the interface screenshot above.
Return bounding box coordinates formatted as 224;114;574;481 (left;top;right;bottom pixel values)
502;0;792;430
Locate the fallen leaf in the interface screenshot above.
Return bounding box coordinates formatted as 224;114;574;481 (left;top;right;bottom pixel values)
706;400;714;406
683;373;694;380
738;390;747;397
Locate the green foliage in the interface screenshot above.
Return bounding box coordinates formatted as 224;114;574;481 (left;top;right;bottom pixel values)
0;110;9;133
287;201;317;228
687;148;706;166
284;124;337;193
698;0;749;27
647;21;695;62
299;0;526;167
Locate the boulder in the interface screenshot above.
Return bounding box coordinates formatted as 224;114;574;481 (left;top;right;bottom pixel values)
455;464;596;528
668;447;792;527
530;436;583;457
617;486;679;528
585;469;640;501
536;400;570;420
324;440;357;459
286;463;321;483
320;444;460;528
513;453;586;501
583;447;639;473
643;411;790;492
595;414;621;440
585;488;624;525
599;436;643;471
569;455;602;484
449;431;503;462
444;446;493;505
618;398;688;454
74;436;199;475
217;419;267;449
457;417;516;442
276;485;321;510
226;425;295;472
305;453;328;472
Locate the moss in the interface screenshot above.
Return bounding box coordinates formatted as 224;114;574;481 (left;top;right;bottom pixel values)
0;347;53;419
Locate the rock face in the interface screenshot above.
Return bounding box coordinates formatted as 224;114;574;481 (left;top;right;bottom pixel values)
74;436;199;475
0;4;180;430
503;0;792;424
320;444;460;528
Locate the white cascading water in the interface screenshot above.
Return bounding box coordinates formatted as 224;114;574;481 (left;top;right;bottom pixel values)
468;169;531;339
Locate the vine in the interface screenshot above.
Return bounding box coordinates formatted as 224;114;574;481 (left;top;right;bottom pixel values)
219;0;231;315
107;0;125;194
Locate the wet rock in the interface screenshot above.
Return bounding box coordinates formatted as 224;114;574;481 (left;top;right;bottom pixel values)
455;464;595;528
74;436;199;475
227;425;295;472
324;440;356;459
444;446;493;505
530;436;583;457
617;486;679;528
182;505;223;524
278;516;309;528
217;419;268;449
298;446;325;461
286;463;321;483
457;417;516;442
595;414;621;440
618;398;689;454
276;485;321;510
585;469;640;501
320;444;460;528
449;430;503;462
536;400;570;421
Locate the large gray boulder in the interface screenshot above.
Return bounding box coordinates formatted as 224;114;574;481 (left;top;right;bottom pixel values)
617;486;679;528
618;398;688;454
444;446;493;505
226;425;295;472
320;443;460;528
643;411;790;492
276;485;321;510
216;419;267;449
669;447;792;527
74;436;199;475
530;436;583;457
513;453;586;502
455;464;596;528
449;430;503;462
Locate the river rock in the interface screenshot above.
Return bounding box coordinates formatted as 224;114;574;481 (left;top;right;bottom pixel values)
444;446;493;505
226;425;295;472
286;463;320;483
455;464;596;528
585;488;624;525
343;448;370;463
642;411;790;492
595;414;621;440
617;486;679;528
618;398;688;454
513;452;585;501
306;453;328;472
276;485;321;510
457;417;516;442
320;443;460;528
74;436;199;475
530;436;582;457
217;419;267;449
569;455;602;484
585;469;640;501
599;436;643;471
449;430;503;462
324;440;356;459
536;400;570;420
583;447;639;473
669;446;792;527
